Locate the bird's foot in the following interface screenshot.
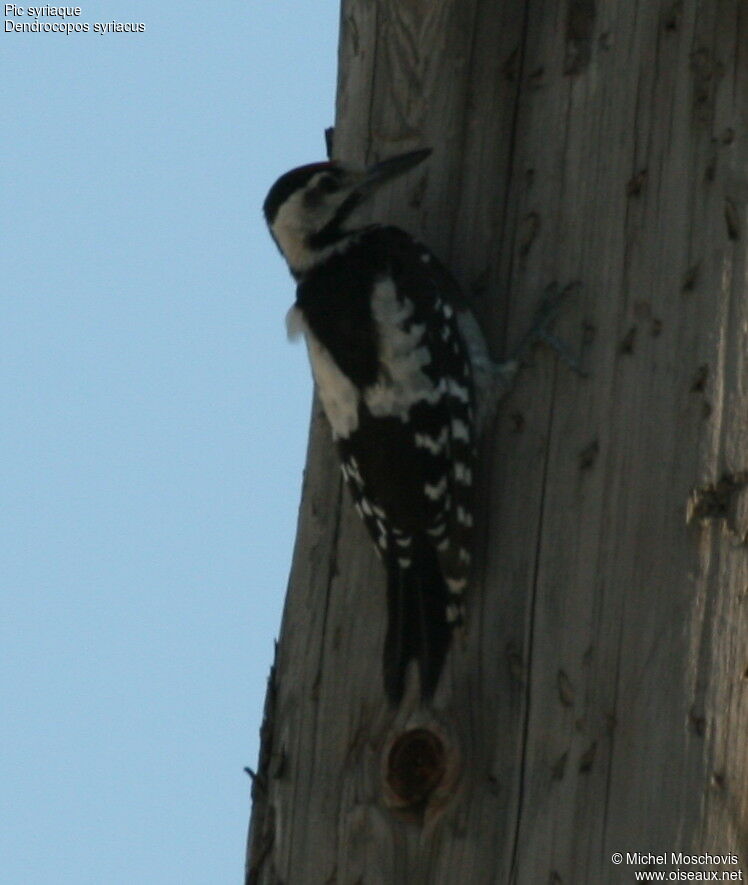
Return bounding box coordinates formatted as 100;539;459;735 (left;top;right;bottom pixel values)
512;281;587;376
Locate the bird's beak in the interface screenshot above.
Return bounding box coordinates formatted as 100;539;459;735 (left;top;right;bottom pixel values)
358;148;432;194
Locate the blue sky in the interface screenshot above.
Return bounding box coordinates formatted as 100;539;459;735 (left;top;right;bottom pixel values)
1;3;338;881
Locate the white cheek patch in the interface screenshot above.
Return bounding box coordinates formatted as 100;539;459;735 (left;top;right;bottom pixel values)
271;191;314;273
270;176;354;275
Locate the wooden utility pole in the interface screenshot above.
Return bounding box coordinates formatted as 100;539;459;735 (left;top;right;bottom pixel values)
247;1;748;882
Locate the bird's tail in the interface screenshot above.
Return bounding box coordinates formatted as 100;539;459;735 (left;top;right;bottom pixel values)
383;533;455;706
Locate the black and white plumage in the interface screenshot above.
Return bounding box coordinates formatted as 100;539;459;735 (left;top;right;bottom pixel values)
263;149;498;705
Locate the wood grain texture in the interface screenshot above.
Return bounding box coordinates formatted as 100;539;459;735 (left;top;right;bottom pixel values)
247;1;748;881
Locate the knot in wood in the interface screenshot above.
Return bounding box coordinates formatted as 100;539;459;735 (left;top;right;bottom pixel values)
386;728;446;806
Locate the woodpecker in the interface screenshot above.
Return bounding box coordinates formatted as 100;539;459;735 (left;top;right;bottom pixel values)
263;148;575;705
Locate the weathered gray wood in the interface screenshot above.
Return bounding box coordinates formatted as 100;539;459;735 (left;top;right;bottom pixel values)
247;1;748;882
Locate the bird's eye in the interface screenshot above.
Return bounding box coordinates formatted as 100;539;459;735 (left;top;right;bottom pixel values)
317;174;340;194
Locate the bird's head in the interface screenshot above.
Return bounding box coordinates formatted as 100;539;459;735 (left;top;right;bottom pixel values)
263;148;431;277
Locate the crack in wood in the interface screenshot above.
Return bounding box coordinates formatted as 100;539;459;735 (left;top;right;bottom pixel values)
578;740;597;774
618;326;637;355
725;198;740;241
551;751;569;781
626;168;648;197
682;263;700;292
690;364;709;393
564;0;596;75
579;439;600;470
687;472;748;522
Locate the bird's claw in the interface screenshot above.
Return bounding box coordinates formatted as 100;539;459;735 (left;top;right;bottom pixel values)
512;281;587;376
